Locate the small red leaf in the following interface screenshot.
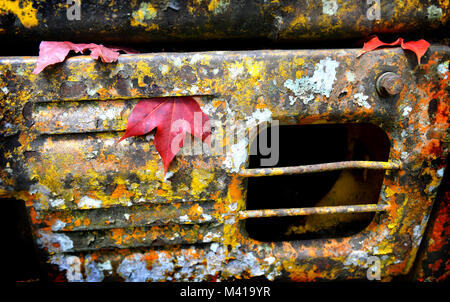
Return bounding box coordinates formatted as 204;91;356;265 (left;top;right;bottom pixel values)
118;97;211;174
33;41;137;74
400;39;430;64
358;36;430;64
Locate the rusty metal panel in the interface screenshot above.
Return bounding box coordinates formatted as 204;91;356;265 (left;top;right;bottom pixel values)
1;46;449;281
0;0;448;43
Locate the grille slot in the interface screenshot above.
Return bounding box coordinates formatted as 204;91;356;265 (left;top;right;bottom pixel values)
244;123;393;241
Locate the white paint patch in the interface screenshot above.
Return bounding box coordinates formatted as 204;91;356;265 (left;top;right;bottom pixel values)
159;64;169;75
310;58;340;97
172;57;184;68
228;63;244;79
223;108;273;172
354;93;371;109
50;198;65;208
225;252;264;276
87;87;98;96
199;103;216;117
51;219;67;232
264;256;276;265
322;0;338;15
145;133;155;141
189;85;199;94
98;106;121;121
78;196;102;209
401;129;408;138
346;71;356;82
203;231;222;242
29;183;51;196
190;53;203;64
437;61;448;79
228;202;238;211
124;213;130;220
210;243;219;252
98;260;113;272
344;250;369;267
437;168;444;178
103;138;116;147
118;253;152;282
412;225;422;245
284;58;339;105
50;255;83;282
201;213;213;222
37;230;73;253
85;260;104;282
1;86;9;94
147;253;174;281
412;214;429;248
247;108;273;124
403;106;412;117
179;215;190;223
164;170;174;181
223;137;249;173
427;5;443;20
401;152;409;161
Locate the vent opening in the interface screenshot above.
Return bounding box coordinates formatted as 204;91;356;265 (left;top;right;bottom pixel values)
244;123;390;242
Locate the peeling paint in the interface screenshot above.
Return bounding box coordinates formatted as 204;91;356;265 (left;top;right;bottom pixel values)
322;0;339;16
437;61;448;79
50;255;83;282
51;219;67;232
78;196;102;209
284;58;339;104
2;46;448;282
344;251;369;267
354;93;370;109
37;231;73;253
427;5;443;20
117;253;152;282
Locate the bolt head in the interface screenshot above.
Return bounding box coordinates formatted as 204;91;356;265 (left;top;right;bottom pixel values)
376;72;404;97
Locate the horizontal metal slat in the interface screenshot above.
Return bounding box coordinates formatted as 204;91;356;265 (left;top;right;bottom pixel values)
45;201;218;232
239;160;402;177
238;204;390;219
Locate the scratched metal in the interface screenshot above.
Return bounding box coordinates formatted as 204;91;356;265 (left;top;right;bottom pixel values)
0;0;448;43
1;46;448;281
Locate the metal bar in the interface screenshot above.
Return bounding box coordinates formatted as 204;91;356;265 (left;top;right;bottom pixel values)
238;204;390;220
239;160;401;177
1;1;448;44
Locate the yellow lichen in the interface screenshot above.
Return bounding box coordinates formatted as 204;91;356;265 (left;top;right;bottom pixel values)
0;0;38;28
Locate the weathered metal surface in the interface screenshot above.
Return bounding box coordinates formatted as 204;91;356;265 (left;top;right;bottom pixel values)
1;45;448;281
0;0;449;43
413;169;449;281
240;160;401;177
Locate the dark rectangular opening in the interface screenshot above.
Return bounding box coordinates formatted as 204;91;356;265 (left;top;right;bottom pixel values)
244;123;390;242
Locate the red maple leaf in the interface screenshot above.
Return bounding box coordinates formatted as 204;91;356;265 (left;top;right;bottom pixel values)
118;97;211;173
358;36;430;64
33;41;138;74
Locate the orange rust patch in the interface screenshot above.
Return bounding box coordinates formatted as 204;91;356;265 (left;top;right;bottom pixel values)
111;184;134;199
228;175;243;201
